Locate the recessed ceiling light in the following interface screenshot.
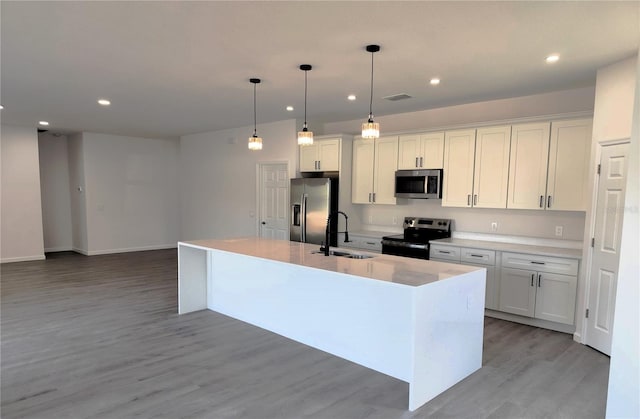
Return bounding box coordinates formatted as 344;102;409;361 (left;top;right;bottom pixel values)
98;99;111;106
39;121;49;126
286;106;294;111
430;78;440;85
347;95;356;101
0;105;4;110
546;54;560;63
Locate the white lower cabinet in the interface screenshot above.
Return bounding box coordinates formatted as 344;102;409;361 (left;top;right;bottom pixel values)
499;252;578;325
339;233;382;253
430;244;498;310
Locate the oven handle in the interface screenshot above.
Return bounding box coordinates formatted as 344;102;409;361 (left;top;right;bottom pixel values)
381;240;428;250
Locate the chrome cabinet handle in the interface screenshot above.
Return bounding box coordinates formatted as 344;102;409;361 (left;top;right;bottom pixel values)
538;274;541;287
547;195;552;208
539;195;544;208
372;192;376;203
473;194;478;205
531;274;534;287
470;254;483;258
467;194;471;206
531;261;545;265
368;192;372;202
416;157;419;168
439;250;451;254
317;160;321;170
420;157;423;167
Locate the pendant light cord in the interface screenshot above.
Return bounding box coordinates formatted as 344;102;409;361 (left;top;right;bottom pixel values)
304;70;308;128
369;50;374;118
253;82;257;136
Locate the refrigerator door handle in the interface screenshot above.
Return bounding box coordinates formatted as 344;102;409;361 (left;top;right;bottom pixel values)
301;194;307;242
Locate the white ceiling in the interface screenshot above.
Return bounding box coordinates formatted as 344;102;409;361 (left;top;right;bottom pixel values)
1;1;638;139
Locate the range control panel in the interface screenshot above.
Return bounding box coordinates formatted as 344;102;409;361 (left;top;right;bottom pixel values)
403;217;451;230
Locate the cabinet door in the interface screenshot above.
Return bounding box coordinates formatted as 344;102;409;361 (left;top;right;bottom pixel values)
421;132;445;169
373;136;399;204
546;119;592;211
499;267;536;317
317;138;341;171
534;272;577;325
351;139;375;204
442;129;476;207
397;134;421;169
507;122;550;209
473;126;511;208
299;144;318;172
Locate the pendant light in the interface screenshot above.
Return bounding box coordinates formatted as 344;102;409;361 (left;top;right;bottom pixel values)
297;64;314;146
362;44;380;139
248;78;263;151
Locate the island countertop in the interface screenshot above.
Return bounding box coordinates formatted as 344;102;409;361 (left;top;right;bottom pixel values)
180;237;481;287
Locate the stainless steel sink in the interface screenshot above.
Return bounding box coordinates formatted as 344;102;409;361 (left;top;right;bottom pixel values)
311;250;374;259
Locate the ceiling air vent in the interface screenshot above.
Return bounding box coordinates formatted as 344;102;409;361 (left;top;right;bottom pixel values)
383;93;412;101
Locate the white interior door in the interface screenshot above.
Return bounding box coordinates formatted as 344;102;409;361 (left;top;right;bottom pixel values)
259;163;289;240
586;142;629;355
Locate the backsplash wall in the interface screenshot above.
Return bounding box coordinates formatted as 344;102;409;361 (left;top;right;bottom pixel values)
357;199;586;241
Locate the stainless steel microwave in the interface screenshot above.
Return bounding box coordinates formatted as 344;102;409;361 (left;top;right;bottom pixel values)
394;169;443;199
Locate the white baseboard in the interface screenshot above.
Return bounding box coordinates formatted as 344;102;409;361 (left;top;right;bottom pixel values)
1;254;46;263
72;247;89;255
86;243;177;256
44;246;73;253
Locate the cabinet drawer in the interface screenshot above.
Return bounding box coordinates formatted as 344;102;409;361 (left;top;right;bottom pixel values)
460;248;495;266
341;235;382;253
430;245;461;262
501;252;578;276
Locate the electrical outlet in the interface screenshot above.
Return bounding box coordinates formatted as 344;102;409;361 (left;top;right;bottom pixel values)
392;216;398;225
368;215;373;224
555;226;563;237
491;222;498;232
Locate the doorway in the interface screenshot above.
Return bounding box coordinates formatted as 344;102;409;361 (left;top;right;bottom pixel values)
585;141;629;355
257;162;289;240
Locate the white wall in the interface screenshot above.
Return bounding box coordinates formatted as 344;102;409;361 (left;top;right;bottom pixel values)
67;133;88;253
39;133;73;252
324;86;595;135
606;53;640;419
180;119;298;241
80;132;179;255
0;125;45;262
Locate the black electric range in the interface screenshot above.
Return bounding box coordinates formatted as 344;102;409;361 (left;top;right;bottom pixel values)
381;217;451;260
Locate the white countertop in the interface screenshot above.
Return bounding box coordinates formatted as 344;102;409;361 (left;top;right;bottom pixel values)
180;237;481;287
430;237;583;259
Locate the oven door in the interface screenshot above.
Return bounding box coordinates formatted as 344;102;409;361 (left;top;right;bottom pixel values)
381;240;430;259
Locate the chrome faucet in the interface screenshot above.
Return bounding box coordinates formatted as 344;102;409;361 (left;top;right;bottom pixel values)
324;211;350;256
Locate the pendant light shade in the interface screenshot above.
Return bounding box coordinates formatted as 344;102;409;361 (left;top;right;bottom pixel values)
248;78;263;151
297;64;314;146
362;44;381;139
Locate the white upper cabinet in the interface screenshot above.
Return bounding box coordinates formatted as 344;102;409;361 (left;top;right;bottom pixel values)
398;132;444;170
351;136;398;204
473;125;512;208
299;138;341;172
507;119;592;211
546;119;593;211
507;122;551;210
442;129;476;207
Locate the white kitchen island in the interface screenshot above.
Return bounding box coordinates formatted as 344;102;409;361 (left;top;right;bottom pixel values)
178;237;486;411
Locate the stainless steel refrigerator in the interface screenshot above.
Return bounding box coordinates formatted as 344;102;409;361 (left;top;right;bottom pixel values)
290;177;339;246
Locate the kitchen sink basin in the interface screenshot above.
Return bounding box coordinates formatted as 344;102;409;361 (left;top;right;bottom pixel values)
311;249;375;259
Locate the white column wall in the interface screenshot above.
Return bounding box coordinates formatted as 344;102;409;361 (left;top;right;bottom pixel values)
67;133;89;254
81;132;179;255
0;125;45;262
179;119;297;241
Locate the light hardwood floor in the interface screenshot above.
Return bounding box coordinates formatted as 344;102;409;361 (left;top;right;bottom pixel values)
1;250;609;419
